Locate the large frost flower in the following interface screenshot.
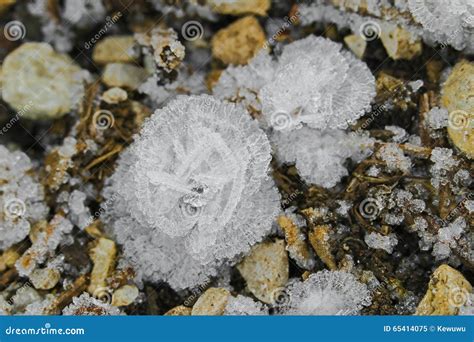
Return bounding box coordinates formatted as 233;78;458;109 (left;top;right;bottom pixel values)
279;270;371;315
0;146;48;250
214;35;375;131
103;95;280;290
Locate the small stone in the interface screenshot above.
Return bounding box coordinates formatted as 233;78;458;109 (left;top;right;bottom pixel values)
0;247;20;272
0;0;16;14
88;238;117;296
237;239;289;304
165;305;192;316
344;34;367;59
191;287;230;316
415;264;473;315
380;26;422;60
29;267;61;290
308;224;337;270
2;42;86;119
111;285;139;307
101;87;128;104
102;63;149;90
92;36;137;65
277;215;315;270
441;60;474;159
211;16;266;65
207;0;270;16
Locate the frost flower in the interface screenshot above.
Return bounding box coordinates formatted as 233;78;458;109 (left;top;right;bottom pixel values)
103;95;280;290
0;146;48;250
279;270;371;315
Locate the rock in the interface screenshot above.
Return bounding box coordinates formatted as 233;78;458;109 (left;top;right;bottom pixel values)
101;87;128;104
380;26;422;60
0;247;20;272
2;43;86;119
102;63;149;90
207;0;270;16
111;285;139;307
165;305;192;316
0;0;16;14
277;215;315;270
29;267;61;290
308;224;337;270
191;287;230;315
92;36;137;65
441;60;474;159
415;264;473;315
237;239;289;304
344;34;367;59
88;238;117;296
211;16;266;65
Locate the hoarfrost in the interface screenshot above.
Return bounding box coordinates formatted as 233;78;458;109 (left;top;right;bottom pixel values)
279;270;371;315
430;147;459;188
272;128;374;188
0;146;48;250
103;95;280;290
224;295;268;315
62;293;122;316
364;232;398;254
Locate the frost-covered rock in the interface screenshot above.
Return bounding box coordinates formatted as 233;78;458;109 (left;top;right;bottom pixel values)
0;146;48;250
103;95;280;290
224;295;268;315
279;270;371;315
272;128;374;188
365;232;398;254
62;293;122;316
215;36;375;131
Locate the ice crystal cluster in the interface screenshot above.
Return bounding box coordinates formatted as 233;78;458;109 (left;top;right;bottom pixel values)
271;128;374;188
224;295;268;316
103;95;280;290
0;146;48;250
279;271;371;315
215;36;375;130
62;293;121;316
299;0;474;53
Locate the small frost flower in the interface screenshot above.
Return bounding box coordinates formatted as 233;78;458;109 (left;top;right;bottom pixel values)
224;295;268;315
261;36;375;131
103;95;280;290
430;147;459;188
272;128;374;188
279;270;371;315
0;146;48;250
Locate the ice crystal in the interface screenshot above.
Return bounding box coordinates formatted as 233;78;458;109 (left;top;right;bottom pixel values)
429;147;459;188
62;0;106;29
364;232;398;254
426;107;449;130
103;95;280;290
272;128;374;188
433;217;467;261
214;36;375;131
279;270;371;315
62;293;121;316
0;146;48;250
224;295;268;315
377;143;412;173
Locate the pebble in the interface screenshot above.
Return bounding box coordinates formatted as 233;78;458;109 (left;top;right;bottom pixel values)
344;34;367;59
111;285;139;307
1;43;85;119
380;26;422;60
441;60;474;159
92;36;137;65
101;87;128;104
237;239;289;304
211;16;266;65
208;0;270;16
191;288;230;316
88;238;117;296
415;264;472;315
308;225;337;270
29;267;61;290
102;63;149;90
165;305;192;316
